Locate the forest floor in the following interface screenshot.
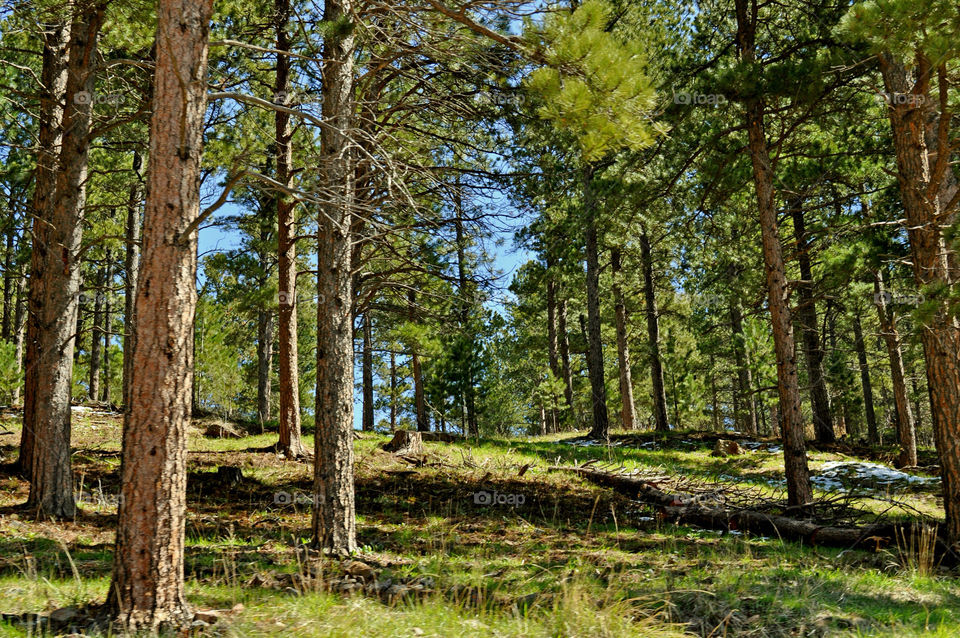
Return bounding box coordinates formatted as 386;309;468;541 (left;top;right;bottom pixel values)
0;406;958;637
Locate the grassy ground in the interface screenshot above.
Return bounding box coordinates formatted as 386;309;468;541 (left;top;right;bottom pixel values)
0;407;957;636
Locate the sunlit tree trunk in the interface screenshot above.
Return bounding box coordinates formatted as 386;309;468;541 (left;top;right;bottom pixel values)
25;3;105;517
107;0;213;627
17;18;68;480
874;272;917;467
735;0;812;508
312;0;357;555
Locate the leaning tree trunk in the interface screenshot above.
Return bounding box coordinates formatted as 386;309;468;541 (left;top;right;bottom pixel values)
735;0;812;508
874;271;917;467
312;0;357;556
18;19;68;480
852;311;879;444
582;164;609;440
879;52;960;546
122;152;142;409
25;4;104;517
640;230;669;433
790;200;835;444
274;0;305;458
611;247;637;431
107;0;213;628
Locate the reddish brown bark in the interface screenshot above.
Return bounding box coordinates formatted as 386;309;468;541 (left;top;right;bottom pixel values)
878;52;960;546
107;0;214;628
734;0;812;508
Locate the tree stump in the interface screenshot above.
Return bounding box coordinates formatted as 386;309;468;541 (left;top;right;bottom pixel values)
382;430;423;455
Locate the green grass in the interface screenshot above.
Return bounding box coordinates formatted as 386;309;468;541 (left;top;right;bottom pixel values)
0;414;957;636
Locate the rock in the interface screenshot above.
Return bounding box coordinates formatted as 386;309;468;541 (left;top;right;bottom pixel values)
203;421;244;439
382;430;424;455
50;606;80;623
711;439;743;457
343;560;377;582
194;610;220;624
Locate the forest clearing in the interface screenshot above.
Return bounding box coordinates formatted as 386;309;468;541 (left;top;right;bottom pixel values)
1;408;959;637
1;0;960;635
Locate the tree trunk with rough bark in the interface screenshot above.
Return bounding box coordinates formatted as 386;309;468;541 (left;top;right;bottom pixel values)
312;0;357;556
582;164;609;440
18;18;68;479
874;272;917;467
274;0;305;458
878;51;960;547
408;290;429;433
389;350;397;431
790;200;834;444
107;0;213;628
611;248;637;431
640;231;669;433
545;258;561;432
734;0;812;508
24;4;104;517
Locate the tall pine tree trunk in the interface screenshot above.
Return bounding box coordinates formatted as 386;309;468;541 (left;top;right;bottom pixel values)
879;52;960;546
18;19;68;479
122;152;142;409
107;0;213;627
312;0;357;555
582;164;608;440
25;3;104;517
102;251;112;403
611;248;636;430
274;0;305;458
545;265;561;432
735;0;812;508
874;271;917;467
640;230;669;433
790;200;834;443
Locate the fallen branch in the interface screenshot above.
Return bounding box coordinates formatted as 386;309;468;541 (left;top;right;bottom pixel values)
551;466;958;564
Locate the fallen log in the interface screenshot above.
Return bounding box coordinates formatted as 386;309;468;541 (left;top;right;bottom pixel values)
552;466;958;564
